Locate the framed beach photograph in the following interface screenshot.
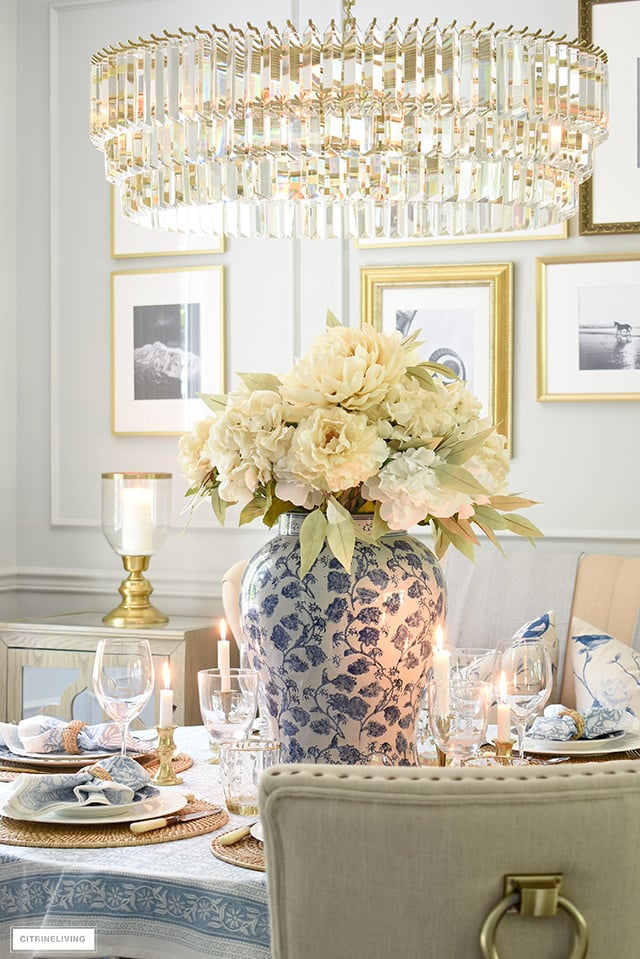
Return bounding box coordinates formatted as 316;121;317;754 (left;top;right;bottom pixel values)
356;221;567;249
111;265;225;434
360;263;513;449
111;188;225;258
536;253;640;401
579;0;640;233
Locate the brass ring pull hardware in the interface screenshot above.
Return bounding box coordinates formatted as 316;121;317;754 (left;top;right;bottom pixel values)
480;874;588;959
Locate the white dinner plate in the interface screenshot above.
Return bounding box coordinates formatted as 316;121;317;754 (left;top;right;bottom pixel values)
0;745;149;770
250;820;264;842
523;729;640;757
0;791;188;826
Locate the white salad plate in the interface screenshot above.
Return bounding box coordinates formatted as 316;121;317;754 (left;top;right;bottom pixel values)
250;820;264;842
0;791;187;826
523;729;640;757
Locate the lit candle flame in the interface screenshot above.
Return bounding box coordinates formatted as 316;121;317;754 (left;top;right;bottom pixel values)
434;624;444;652
162;661;171;690
219;618;227;642
499;670;507;702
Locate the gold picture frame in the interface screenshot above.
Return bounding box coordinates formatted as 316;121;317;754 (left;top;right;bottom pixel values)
111;187;225;258
579;0;640;234
111;265;225;435
360;263;513;450
536;253;640;401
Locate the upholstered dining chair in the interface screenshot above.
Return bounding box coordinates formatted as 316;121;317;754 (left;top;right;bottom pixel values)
259;761;640;959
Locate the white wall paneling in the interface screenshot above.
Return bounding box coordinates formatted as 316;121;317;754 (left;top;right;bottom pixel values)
7;0;639;624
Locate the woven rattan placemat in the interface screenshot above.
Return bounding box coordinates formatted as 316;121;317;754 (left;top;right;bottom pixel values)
211;830;265;872
0;751;193;782
0;797;227;848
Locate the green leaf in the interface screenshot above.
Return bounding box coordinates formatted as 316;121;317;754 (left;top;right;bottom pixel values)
422;360;462;380
433;519;475;561
326;309;342;328
198;393;227;412
372;503;391;541
327;519;356;572
472;504;509;530
238;496;266;526
470;515;505;555
489;494;540;512
209;487;228;526
262;496;295;528
503;513;544;539
236;372;281;393
437;515;480;546
438;427;495;460
434;464;488;497
327;496;352;525
406;365;437;392
299;509;328;578
401;329;424;351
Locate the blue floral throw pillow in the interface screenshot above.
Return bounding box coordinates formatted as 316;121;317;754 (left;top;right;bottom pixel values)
570;617;640;717
511;610;559;701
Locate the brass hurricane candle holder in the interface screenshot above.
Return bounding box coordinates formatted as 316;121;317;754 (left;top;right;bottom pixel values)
152;725;183;786
101;472;172;628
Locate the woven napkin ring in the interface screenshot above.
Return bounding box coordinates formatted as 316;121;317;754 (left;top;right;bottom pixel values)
558;709;586;740
90;765;112;782
61;720;88;755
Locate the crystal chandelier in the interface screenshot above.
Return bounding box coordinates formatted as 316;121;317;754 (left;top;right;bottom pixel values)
89;1;609;240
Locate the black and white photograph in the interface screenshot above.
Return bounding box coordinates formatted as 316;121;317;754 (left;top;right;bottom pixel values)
578;285;640;372
133;302;202;401
361;263;513;449
112;266;224;434
537;253;640;401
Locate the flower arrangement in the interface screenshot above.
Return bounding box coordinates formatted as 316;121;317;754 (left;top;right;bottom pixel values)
179;314;541;575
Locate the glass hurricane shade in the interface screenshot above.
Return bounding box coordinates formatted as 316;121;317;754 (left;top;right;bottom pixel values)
89;15;609;240
101;472;172;557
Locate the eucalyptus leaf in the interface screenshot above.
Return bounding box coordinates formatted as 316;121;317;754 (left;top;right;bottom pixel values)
470;516;505;554
472;504;509;530
504;513;544;539
299;509;328;578
326;309;342;328
433;519;475;561
236;372;282;393
489;494;539;512
327;496;352;525
434;463;488;496
438;427;495;458
422;360;462;380
437;516;480;546
327;519;356;572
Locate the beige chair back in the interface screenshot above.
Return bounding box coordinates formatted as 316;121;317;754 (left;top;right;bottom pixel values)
260;762;640;959
560;554;640;707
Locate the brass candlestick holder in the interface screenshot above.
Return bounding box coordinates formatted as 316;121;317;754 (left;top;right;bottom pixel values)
495;739;514;764
103;555;168;628
152;725;183;786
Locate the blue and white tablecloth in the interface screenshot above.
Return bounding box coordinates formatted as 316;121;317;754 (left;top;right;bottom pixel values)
0;727;270;959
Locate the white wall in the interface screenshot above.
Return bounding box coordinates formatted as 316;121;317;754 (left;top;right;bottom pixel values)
0;0;18;618
11;0;640;625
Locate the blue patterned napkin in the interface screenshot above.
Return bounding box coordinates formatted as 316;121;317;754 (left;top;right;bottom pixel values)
0;714;151;756
2;755;158;817
528;703;632;741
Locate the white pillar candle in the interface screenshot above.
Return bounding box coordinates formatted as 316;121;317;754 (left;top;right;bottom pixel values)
218;618;231;693
433;625;451;715
159;662;174;727
120;487;154;555
497;671;511;742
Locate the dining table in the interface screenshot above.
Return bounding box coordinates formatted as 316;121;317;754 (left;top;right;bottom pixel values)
0;727;270;959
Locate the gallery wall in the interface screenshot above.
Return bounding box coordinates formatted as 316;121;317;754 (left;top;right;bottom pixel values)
5;0;640;626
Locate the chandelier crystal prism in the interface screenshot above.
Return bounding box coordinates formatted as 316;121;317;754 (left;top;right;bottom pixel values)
89;2;609;240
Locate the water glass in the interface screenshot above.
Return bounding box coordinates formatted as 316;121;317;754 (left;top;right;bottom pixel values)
219;739;281;816
426;680;491;766
197;668;259;759
500;639;552;759
449;648;501;692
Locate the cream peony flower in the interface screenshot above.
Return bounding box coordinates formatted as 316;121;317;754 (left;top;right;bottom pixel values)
373;375;456;445
279;407;388;493
280;325;417;419
362;448;475;529
178;417;217;486
205;389;294;504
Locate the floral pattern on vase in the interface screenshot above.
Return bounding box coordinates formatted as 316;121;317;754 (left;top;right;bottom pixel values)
240;514;446;765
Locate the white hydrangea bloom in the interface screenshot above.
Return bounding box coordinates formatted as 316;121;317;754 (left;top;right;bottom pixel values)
177;417;217;486
374;375;456;444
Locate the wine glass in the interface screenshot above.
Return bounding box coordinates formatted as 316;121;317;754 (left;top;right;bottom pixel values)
197;668;259;761
449;648;502;694
426;680;492;766
92;638;154;756
500;639;553;760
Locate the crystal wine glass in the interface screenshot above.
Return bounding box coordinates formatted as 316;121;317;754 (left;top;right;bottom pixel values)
92;638;154;756
197;668;259;760
427;680;492;766
500;639;553;760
